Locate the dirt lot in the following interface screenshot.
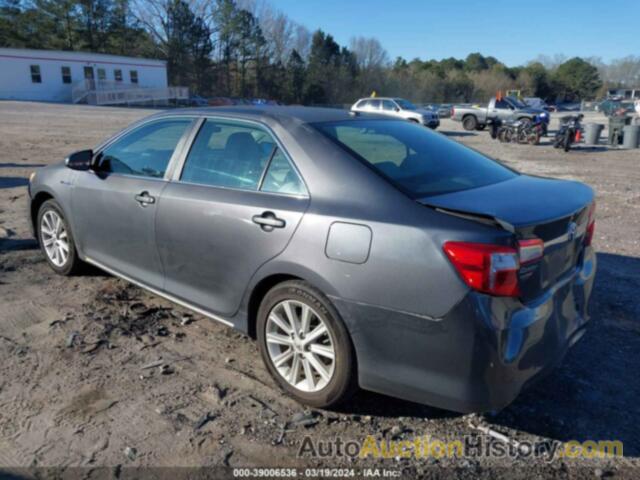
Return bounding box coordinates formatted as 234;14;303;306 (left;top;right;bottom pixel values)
1;102;639;479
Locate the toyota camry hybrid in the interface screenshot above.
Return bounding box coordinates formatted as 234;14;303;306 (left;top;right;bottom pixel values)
27;106;596;413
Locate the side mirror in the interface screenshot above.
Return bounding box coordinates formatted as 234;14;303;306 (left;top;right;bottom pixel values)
65;149;94;171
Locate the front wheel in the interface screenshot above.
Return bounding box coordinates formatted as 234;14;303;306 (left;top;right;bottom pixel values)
497;127;511;143
37;199;83;275
257;280;357;408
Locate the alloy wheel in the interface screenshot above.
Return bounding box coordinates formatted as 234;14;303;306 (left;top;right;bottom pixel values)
265;300;336;393
40;210;69;267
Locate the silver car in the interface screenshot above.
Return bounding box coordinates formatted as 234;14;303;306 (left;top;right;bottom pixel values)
351;97;440;129
28;107;596;412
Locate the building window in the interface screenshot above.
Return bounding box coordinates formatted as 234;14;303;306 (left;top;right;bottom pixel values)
61;66;72;84
114;69;122;82
30;65;42;83
130;70;138;84
97;68;106;81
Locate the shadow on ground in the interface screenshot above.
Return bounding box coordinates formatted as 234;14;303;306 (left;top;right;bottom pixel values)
488;252;640;456
0;163;45;168
0;177;28;189
442;131;477;137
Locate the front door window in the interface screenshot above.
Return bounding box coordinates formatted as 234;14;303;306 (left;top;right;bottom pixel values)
97;119;193;179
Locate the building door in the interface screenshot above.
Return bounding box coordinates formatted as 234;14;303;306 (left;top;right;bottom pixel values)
83;66;95;89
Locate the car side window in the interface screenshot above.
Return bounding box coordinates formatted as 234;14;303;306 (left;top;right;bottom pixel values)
369;99;381;110
382;100;396;111
180;119;275;190
97;119;192;178
261;148;306;196
495;99;510;109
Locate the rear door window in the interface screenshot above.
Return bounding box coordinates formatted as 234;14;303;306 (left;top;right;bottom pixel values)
261;148;306;195
97;119;192;178
180;120;276;190
382;100;396;111
368;99;381;110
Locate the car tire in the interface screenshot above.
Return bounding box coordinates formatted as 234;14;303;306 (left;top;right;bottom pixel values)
518;117;532;128
462;115;477;131
257;280;357;408
563;131;572;152
37;199;83;275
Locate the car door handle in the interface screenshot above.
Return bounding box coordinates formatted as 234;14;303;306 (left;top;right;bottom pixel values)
134;191;155;206
252;211;285;231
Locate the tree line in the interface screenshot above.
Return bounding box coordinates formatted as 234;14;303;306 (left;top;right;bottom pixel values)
1;0;638;104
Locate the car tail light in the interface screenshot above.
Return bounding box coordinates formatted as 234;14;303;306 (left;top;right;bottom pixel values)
443;242;520;297
585;201;596;246
518;238;544;264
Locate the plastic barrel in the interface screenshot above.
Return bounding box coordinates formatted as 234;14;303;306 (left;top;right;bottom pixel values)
583;123;604;145
623;125;640;149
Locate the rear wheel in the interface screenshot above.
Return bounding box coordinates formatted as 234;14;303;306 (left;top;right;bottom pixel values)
462;115;477;131
37;199;83;275
257;280;357;408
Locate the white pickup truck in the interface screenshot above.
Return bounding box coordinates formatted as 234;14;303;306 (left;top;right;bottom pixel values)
452;96;549;132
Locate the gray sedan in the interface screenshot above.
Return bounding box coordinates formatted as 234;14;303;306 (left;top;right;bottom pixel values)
28;107;596;412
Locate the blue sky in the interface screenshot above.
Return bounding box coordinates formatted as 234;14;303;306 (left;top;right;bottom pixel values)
272;0;639;66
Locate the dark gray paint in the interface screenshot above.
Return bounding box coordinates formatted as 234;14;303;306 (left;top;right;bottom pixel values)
28;106;596;413
325;222;372;264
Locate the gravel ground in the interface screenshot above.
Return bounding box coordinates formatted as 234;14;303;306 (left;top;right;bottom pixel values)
0;102;639;479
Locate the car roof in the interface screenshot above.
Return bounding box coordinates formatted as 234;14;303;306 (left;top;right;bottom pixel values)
151;105;366;125
356;97;398;101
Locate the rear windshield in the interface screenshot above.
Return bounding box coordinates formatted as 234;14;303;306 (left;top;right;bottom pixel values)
314;119;517;197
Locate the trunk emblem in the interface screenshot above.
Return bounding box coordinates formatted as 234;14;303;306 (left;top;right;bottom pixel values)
567;222;577;241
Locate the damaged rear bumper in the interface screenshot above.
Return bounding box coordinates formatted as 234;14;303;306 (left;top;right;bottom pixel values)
333;246;596;413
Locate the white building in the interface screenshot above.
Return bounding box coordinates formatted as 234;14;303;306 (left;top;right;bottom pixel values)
0;48;187;105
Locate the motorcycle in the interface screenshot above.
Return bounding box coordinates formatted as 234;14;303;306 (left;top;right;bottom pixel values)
517;115;544;145
554;114;583;152
496;117;541;144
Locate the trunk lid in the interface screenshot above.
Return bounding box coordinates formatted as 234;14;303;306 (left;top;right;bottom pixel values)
420;175;594;300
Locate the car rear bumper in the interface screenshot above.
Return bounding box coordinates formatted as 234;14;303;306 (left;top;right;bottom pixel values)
332;246;596;413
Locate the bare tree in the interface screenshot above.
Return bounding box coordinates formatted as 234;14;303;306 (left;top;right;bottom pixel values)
290;23;310;60
349;36;388;70
259;6;291;64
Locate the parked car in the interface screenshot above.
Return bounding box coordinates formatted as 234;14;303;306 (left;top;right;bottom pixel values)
523;97;550;111
437;103;453;118
189;95;209;107
451;96;549;133
596;99;637;117
554;102;582;112
28;106;596;413
351;97;440;129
